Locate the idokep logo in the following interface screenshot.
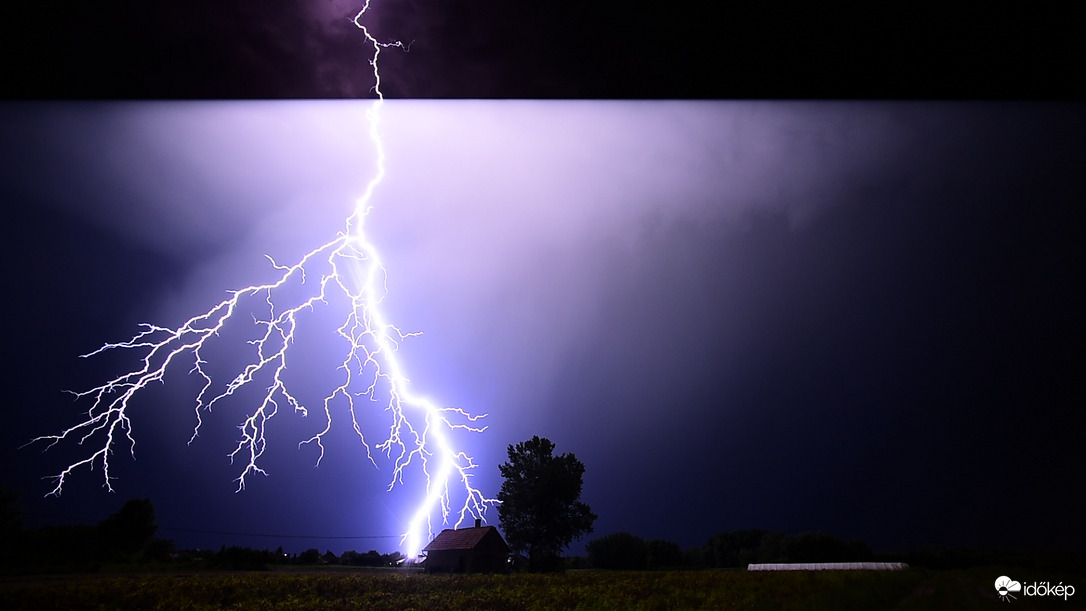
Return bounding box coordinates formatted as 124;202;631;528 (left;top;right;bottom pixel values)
995;575;1076;603
995;576;1022;602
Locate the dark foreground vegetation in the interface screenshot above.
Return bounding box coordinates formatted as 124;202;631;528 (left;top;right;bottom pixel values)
4;565;1084;611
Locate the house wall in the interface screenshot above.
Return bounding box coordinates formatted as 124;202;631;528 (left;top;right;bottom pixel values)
423;528;511;573
425;549;509;573
425;549;466;573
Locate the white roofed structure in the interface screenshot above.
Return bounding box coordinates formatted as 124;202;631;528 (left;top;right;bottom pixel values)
748;562;908;571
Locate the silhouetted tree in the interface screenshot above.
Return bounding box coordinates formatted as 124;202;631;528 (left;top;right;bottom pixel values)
744;530;788;565
365;549;385;566
498;436;597;572
214;545;272;570
384;551;406;566
786;532;867;563
144;537;176;562
706;528;770;568
699;529;872;567
683;545;706;568
566;555;590;569
298;548;321;564
647;539;683;569
586;532;648;570
97;498;158;559
24;525;99;570
0;486;21;564
0;486;21;534
340;550;362;565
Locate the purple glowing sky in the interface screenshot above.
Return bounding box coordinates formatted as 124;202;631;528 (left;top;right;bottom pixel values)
1;101;1083;555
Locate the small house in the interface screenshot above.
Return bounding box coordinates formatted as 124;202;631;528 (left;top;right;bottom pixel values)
422;519;510;573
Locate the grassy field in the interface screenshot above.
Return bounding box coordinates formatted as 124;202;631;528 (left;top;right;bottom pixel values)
0;566;1074;610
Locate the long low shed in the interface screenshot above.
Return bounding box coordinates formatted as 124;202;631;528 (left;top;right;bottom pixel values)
748;562;908;571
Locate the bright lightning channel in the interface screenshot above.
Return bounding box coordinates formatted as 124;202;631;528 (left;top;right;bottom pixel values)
26;0;494;559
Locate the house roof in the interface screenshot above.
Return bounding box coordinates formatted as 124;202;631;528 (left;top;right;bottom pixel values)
423;526;506;552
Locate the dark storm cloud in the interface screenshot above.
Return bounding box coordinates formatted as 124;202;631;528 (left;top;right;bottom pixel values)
5;2;1080;98
206;0;381;97
2;1;393;98
0;102;380;262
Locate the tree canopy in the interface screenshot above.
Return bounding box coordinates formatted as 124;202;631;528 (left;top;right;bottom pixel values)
498;436;596;571
98;497;159;559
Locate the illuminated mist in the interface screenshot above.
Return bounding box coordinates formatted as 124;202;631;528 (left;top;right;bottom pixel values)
26;4;496;559
11;100;1080;555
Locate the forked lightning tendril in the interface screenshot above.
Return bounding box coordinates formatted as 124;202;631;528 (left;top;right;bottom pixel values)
26;0;494;559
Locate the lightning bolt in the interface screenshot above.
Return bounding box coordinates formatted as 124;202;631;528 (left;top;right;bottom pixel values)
25;1;494;559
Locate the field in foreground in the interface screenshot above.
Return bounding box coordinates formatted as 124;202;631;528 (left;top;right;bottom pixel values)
0;567;1073;610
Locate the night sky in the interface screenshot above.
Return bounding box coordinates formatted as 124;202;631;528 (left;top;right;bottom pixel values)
1;2;1084;559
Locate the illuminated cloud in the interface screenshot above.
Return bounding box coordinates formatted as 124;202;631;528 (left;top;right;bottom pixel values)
4;101;1082;554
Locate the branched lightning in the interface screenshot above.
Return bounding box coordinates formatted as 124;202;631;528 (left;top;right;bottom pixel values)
26;0;494;558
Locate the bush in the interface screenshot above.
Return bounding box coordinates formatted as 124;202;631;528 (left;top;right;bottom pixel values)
586;532;648;570
297;548;322;565
214;546;273;570
98;499;158;560
647;539;683;569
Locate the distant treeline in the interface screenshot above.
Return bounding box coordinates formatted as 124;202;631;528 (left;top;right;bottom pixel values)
181;546;408;571
1;497;168;574
582;528;1085;573
4;492;1081;575
584;529;872;570
0;494;408;574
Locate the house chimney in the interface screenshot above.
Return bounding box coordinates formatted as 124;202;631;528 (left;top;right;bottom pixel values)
475;518;482;528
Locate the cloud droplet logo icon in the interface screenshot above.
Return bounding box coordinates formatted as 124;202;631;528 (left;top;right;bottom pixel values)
995;576;1022;602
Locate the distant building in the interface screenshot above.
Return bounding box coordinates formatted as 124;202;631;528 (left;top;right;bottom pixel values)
748;562;908;571
422;519;510;573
